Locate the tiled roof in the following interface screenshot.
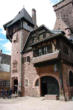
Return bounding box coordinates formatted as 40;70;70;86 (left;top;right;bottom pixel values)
4;8;34;29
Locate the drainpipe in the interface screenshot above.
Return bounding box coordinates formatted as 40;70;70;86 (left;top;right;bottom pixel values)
59;60;67;101
20;30;24;96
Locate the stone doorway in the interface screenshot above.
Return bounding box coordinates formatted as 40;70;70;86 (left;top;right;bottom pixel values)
40;76;59;96
13;79;18;93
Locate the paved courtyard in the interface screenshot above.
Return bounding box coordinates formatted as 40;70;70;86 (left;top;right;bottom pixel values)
0;97;73;110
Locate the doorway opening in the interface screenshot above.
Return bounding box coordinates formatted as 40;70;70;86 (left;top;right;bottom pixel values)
69;71;73;87
41;76;59;96
13;79;18;93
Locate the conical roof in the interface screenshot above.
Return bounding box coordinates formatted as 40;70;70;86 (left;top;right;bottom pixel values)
4;8;34;29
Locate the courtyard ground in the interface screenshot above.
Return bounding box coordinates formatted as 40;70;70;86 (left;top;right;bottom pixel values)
0;96;73;110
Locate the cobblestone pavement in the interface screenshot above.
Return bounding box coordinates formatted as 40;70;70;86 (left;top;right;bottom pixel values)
0;97;73;110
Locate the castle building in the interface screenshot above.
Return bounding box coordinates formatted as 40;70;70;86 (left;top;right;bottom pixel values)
3;0;73;100
53;0;73;39
0;50;11;91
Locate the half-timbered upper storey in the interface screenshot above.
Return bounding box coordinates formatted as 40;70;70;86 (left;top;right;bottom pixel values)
22;25;73;65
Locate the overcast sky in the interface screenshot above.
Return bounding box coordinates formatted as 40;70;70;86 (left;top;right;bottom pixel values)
0;0;60;55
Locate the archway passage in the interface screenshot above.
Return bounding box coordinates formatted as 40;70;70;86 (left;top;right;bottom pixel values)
69;71;73;87
13;79;18;93
41;76;59;96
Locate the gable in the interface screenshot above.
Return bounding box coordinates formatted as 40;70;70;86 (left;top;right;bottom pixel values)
22;25;55;53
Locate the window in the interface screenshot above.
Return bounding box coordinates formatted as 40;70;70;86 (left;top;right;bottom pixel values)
0;80;10;87
34;44;52;57
22;57;31;63
34;37;38;43
47;44;52;53
34;49;39;57
38;49;43;56
35;79;39;86
27;56;30;62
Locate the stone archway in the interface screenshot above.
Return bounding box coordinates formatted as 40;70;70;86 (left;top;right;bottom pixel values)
40;76;59;96
69;71;73;87
13;79;18;93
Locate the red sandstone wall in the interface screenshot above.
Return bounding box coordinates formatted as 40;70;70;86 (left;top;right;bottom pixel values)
23;51;61;96
62;63;73;99
11;29;29;91
54;0;73;38
23;51;40;96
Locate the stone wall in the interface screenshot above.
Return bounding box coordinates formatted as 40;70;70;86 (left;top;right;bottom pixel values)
53;0;73;37
11;29;29;91
23;51;61;97
23;51;40;96
62;63;73;99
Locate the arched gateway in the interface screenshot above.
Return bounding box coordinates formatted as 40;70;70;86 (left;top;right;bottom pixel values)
13;79;18;93
40;76;59;96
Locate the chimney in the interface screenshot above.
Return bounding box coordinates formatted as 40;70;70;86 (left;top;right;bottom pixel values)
32;9;37;26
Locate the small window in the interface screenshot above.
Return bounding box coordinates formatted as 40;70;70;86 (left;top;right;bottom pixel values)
35;79;39;86
43;47;48;54
34;37;38;43
38;49;43;56
27;56;30;62
47;44;52;53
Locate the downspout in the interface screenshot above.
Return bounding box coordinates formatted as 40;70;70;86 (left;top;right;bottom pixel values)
20;29;24;96
59;53;67;101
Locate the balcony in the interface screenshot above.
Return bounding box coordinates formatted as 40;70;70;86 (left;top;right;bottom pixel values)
31;50;60;64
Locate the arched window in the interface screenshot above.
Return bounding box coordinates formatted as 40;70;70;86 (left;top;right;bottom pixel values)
35;79;39;86
69;71;73;87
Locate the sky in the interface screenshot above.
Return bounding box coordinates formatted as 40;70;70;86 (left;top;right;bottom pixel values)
0;0;61;55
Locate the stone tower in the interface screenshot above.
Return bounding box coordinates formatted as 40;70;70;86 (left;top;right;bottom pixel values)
3;8;35;95
53;0;73;39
